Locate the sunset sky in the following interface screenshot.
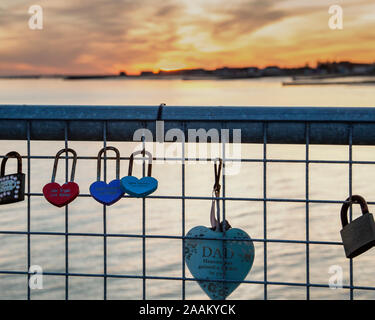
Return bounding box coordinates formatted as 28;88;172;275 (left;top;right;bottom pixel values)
0;0;374;75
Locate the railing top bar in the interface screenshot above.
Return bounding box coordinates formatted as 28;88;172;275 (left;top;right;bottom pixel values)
1;105;375;122
2;105;375;144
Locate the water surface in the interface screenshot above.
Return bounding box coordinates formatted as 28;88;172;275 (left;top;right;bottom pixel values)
0;77;375;300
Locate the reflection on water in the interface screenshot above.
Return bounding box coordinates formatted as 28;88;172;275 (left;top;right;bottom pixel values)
1;79;375;300
0;77;375;107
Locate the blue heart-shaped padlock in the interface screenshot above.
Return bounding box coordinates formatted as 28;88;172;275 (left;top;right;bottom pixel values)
185;226;255;300
90;179;124;205
91;146;124;206
120;176;158;198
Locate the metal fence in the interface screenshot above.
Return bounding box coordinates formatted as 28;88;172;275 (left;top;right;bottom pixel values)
1;104;375;300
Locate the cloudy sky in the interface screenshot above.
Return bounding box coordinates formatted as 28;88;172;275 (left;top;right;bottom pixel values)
0;0;374;75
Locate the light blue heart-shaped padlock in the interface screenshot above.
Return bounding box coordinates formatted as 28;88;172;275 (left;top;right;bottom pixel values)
185;225;255;300
121;176;158;198
185;158;255;300
90;146;124;205
120;150;158;198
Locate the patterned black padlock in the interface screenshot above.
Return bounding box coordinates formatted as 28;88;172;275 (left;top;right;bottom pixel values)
340;195;375;258
0;152;25;205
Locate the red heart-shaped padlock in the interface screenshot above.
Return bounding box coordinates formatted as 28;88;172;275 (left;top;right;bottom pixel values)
43;182;79;208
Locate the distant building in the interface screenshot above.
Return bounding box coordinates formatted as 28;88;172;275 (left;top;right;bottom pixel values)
352;64;372;74
133;60;375;80
213;67;260;78
246;67;260;77
262;66;283;76
316;61;374;75
140;71;154;76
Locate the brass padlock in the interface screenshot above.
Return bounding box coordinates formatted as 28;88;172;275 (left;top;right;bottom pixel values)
0;152;25;205
340;195;375;258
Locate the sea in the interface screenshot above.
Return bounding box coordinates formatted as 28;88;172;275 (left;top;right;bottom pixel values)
1;76;375;300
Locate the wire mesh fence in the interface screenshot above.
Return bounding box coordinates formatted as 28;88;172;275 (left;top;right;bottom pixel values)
1;105;375;300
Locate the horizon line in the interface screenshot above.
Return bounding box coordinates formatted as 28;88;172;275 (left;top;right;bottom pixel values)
2;59;375;78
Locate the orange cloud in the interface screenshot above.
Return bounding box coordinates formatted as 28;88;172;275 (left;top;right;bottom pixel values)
0;0;374;75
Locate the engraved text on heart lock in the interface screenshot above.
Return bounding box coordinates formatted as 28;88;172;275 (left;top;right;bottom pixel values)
185;226;255;300
120;149;158;197
43;148;80;208
90;146;124;205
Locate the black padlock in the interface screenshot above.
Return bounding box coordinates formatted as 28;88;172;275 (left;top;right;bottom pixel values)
0;152;25;205
340;195;375;258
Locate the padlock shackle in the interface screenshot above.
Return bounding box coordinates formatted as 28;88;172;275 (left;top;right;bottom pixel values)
128;149;152;177
51;148;78;183
97;146;120;181
1;151;22;176
341;195;369;227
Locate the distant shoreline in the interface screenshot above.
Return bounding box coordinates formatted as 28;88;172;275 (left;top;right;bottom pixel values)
1;61;374;81
0;74;280;81
1;73;375;82
283;81;375;86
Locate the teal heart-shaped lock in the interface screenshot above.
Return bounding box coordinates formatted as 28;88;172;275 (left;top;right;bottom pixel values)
121;149;158;198
185;225;255;300
120;176;158;197
184;158;255;299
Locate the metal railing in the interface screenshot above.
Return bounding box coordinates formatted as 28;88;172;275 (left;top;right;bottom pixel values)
1;104;375;300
